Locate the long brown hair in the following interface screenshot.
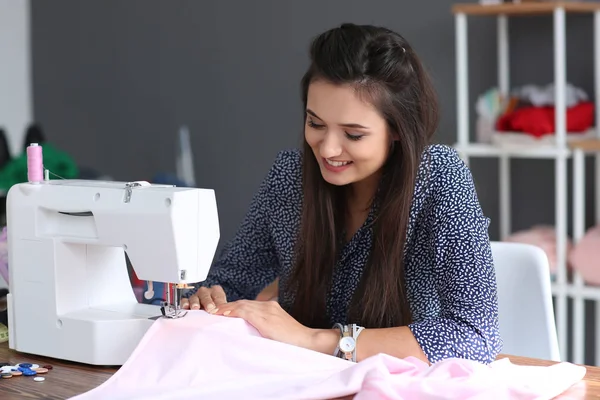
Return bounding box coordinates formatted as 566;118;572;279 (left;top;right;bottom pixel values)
285;23;439;329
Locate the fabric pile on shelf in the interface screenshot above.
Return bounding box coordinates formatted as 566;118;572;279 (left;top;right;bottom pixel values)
475;84;595;145
504;224;600;285
496;83;594;138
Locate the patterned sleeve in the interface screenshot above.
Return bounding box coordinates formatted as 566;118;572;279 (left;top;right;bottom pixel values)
408;152;502;364
187;153;282;301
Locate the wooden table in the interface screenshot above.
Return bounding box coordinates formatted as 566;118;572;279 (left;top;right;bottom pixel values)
0;342;117;400
1;341;600;399
498;355;600;399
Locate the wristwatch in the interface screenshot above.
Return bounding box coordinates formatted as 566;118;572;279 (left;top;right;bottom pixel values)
333;323;364;362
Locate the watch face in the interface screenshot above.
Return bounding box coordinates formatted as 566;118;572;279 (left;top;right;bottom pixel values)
339;336;355;352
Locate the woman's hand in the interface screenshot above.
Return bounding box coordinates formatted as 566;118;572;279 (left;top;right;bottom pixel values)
215;299;317;349
255;278;279;301
181;285;227;313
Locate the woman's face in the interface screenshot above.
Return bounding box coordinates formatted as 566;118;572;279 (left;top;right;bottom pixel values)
304;80;391;187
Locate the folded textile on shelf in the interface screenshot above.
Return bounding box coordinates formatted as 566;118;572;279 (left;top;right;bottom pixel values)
504;225;572;276
569;224;600;286
69;311;586;400
474;83;595;144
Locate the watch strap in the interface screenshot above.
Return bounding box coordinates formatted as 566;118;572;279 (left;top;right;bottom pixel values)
332;323;344;357
351;324;364;362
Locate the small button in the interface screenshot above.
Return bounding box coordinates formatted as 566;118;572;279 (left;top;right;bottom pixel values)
1;373;12;379
42;364;53;370
33;377;45;382
10;371;22;376
33;368;48;374
21;369;36;376
17;363;32;368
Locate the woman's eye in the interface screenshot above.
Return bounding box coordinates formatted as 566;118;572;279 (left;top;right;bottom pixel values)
307;119;324;129
346;133;363;141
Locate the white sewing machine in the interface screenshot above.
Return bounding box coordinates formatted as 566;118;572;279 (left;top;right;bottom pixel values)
5;179;220;365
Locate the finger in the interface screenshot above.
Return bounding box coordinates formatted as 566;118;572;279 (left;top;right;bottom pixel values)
181;297;190;310
188;293;201;310
211;285;228;306
197;287;217;312
213;300;234;315
219;302;264;330
219;304;242;318
216;300;255;319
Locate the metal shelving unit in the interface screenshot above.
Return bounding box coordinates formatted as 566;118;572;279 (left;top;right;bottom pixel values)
452;1;600;365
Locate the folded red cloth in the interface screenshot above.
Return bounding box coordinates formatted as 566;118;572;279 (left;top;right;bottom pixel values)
496;101;594;137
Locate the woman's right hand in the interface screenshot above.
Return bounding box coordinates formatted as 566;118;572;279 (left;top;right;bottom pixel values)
181;285;227;313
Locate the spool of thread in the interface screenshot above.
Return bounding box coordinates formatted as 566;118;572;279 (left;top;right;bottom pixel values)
26;143;44;183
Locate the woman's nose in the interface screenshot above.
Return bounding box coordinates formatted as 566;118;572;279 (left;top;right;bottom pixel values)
319;132;342;159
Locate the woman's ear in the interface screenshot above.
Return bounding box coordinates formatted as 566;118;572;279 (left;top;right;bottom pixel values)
389;129;400;142
389;133;400;149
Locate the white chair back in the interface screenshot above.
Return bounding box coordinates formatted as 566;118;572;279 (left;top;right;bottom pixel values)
491;241;561;361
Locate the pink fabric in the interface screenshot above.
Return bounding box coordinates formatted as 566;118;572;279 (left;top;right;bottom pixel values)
70;311;586;400
569;224;600;285
504;225;573;275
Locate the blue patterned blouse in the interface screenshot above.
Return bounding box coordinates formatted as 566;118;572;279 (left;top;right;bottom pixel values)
192;144;502;364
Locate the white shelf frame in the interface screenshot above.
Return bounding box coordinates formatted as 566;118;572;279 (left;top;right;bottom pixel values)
454;7;600;365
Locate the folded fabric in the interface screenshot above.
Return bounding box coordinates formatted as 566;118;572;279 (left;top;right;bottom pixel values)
569;224;600;286
70;311;586;400
514;83;588;108
504;225;572;276
495;101;594;138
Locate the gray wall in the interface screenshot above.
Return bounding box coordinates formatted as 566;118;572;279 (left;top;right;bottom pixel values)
30;0;598;361
29;0;477;244
30;0;598;243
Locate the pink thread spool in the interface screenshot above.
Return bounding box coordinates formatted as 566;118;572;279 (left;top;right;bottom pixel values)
27;143;44;183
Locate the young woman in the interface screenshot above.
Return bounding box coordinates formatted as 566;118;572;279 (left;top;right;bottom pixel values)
181;23;502;365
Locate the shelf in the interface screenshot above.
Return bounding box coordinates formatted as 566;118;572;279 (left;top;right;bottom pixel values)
457;128;599;158
552;283;600;301
452;0;600;367
452;2;600;16
569;138;600;152
491;128;597;146
455;142;572;158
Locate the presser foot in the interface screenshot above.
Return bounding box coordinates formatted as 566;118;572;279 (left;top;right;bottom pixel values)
160;303;188;319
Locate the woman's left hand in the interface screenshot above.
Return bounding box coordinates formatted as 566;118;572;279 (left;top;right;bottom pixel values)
214;300;316;349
